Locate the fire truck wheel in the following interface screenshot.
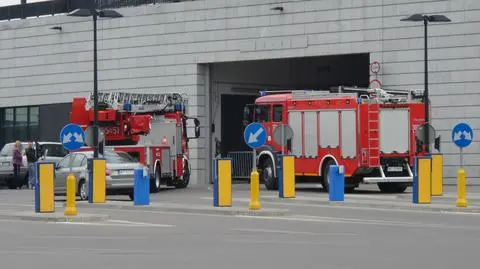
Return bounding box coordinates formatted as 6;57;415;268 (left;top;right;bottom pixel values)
321;159;336;192
261;157;277;190
150;167;161;193
175;160;190;189
377;183;408;193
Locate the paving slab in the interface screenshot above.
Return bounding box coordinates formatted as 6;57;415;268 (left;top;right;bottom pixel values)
72;201;289;216
0;210;110;222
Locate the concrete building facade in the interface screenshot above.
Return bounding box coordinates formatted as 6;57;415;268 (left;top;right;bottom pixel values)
0;0;479;185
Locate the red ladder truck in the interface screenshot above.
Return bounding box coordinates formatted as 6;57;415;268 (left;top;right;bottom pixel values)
70;91;200;193
243;86;439;193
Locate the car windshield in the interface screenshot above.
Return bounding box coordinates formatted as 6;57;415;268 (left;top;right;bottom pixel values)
104;151;132;164
116;152;135;162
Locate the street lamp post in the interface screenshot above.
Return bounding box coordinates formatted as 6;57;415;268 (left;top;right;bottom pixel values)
401;14;451;154
67;8;123;158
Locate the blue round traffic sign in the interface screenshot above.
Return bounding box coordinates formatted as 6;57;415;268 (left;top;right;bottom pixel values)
60;123;86;151
452;123;474;149
243;123;267;149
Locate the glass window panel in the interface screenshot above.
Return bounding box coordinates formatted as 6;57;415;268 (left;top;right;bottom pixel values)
15;107;28;127
14;126;28;141
4;108;14;143
29;107;39;126
5;108;13;127
28;126;40;142
273;105;283;122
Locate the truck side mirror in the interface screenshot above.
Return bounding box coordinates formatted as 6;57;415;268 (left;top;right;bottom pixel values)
186;118;201;139
434;135;441;152
194;118;200;138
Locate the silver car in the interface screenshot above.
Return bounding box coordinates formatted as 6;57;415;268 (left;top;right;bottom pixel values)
54;150;145;201
0;142;67;189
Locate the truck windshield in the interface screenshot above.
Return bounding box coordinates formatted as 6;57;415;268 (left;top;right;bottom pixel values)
255;104;270;122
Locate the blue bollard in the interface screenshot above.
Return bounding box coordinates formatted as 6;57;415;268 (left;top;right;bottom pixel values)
134;168;150;206
328;165;344;202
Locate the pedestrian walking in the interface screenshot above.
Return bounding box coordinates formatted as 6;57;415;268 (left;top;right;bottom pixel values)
12;141;23;189
25;142;37;189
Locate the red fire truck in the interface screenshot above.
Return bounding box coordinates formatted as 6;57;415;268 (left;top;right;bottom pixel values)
243;86;438;193
70;91;200;193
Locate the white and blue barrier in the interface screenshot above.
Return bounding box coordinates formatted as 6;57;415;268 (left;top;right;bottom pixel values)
328;165;345;202
133;168;150;206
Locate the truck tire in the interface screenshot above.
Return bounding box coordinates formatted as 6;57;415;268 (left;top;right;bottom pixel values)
175;160;190;189
321;159;336;192
150;167;161;193
377;182;408;193
261;157;277;190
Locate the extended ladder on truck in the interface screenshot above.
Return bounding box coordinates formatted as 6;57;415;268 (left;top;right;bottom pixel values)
88;91;188;114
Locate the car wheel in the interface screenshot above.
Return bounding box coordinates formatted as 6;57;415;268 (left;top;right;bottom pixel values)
78;180;88;201
128;192;134;201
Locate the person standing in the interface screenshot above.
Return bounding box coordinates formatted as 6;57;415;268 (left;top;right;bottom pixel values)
12;141;23;189
25;142;37;189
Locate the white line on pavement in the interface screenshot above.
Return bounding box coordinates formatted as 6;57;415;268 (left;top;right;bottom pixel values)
234;214;480;230
230;228;359;236
51;220;174;227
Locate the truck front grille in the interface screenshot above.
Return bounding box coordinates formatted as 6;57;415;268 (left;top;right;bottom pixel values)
380;157;409;177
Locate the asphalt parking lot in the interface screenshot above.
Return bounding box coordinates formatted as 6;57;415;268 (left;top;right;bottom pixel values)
1;183;480;269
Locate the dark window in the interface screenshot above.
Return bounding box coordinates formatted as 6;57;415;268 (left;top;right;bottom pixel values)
1;106;40;145
255;105;270;122
42;144;68;157
29;106;39;141
4;108;14;144
273;105;283;122
15;107;28;141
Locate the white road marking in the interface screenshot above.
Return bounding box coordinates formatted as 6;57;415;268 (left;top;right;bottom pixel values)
230;228;359;236
51;220;174;227
235;214;480;230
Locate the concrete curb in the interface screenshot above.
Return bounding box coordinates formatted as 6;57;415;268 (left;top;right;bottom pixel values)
0;211;110;223
73;202;289;217
261;197;480;214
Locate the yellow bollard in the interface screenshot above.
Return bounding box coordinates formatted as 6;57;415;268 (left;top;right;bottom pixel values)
431;154;443;196
456;168;468;207
64;173;78;216
249;169;261;210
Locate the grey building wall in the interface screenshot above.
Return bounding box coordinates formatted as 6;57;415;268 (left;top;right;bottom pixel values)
0;0;478;184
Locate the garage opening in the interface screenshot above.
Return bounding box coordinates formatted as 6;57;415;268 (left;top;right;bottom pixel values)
209;53;370;181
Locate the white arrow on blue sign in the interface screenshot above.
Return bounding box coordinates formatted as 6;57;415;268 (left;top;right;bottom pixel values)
452;122;474;149
243;123;267;149
60;123;86;151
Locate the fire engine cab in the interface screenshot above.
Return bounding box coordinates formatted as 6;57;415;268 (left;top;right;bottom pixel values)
70;91;200;193
243;86;438;193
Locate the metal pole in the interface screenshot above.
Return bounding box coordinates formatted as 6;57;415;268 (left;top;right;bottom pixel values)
253;149;256;170
460;148;463;168
424;17;430;154
93;10;99;158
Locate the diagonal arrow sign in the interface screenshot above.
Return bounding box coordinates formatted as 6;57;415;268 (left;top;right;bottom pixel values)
248;128;264;144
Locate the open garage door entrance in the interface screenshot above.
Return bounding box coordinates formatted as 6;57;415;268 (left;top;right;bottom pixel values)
209;53;370;181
